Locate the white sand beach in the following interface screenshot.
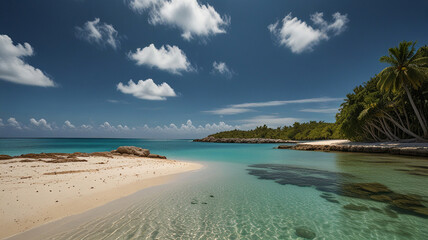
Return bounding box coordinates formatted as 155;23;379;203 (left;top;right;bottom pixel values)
0;154;202;239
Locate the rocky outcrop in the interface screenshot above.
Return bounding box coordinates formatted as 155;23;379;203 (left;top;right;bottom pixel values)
112;146;150;157
0;155;13;160
193;137;299;144
111;146;167;159
8;146;167;160
147;154;167;159
278;143;428;157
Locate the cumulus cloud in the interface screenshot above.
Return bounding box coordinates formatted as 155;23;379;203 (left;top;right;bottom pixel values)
100;121;115;130
76;18;120;49
117;124;130;131
0;117;238;138
268;12;348;53
99;122;132;132
64;120;76;129
0;118;4;127
117;79;177;100
30;118;52;130
7;117;22;129
0;35;54;87
129;44;191;74
299;108;338;113
239;115;301;129
205;97;342;115
212;61;233;78
145;119;237;136
81;124;93;130
129;0;229;40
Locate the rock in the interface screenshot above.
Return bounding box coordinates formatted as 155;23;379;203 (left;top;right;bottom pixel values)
148;154;167;159
343;204;369;211
89;152;113;158
295;227;316;239
384;208;398;218
283;143;428;157
114;146;150;157
0;155;13;160
277;145;294;149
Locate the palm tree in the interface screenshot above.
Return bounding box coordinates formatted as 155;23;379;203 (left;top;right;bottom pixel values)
377;41;428;138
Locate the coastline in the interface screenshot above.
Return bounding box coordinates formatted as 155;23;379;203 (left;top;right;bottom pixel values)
0;153;202;239
193;137;299;144
278;140;428;157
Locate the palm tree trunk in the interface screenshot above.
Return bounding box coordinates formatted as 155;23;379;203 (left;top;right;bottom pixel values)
382;111;425;141
403;84;428;137
381;117;399;140
369;122;388;141
403;106;411;129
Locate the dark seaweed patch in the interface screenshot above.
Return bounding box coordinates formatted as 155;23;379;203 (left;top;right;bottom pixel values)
247;164;428;219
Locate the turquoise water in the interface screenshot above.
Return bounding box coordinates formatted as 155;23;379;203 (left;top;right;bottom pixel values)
2;139;428;239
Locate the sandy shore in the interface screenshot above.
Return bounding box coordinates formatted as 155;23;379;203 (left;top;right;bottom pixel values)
0;154;202;239
278;139;428;157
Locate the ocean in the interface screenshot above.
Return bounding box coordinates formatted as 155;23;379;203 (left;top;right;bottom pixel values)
2;138;428;239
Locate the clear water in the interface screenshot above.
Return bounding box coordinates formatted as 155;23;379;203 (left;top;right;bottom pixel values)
2;139;428;240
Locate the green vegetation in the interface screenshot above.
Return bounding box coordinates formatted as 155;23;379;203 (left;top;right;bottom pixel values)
209;121;342;140
337;42;428;141
210;41;428;142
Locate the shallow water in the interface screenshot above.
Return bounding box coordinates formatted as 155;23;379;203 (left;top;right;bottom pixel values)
2;139;428;239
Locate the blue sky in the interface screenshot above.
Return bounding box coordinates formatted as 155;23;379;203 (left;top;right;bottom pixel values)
0;0;427;138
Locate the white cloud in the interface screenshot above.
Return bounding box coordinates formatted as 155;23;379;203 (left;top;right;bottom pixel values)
100;121;116;131
129;0;229;40
299;108;338;113
268;12;348;53
117;124;130;131
30;118;52;130
231;97;341;108
204;107;252;115
7;117;22;129
129;44;191;74
117;79;177;100
0;117;238;138
239;115;301;129
0;118;4;127
100;122;131;131
64;120;76;129
205;97;342;115
76;18;120;49
212;61;233;78
144;119;237;136
129;0;161;10
0;35;54;87
81;124;93;130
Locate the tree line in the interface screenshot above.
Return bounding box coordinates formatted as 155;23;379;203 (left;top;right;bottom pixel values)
210;41;428;142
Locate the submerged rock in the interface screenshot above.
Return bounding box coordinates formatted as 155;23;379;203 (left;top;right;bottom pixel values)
247;164;428;219
343;204;369;211
295;227;316;239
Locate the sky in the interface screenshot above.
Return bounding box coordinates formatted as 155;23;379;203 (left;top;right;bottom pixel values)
0;0;427;138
